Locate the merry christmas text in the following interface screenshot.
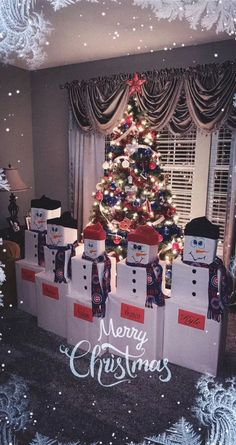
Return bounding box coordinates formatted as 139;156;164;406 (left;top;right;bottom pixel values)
60;319;171;387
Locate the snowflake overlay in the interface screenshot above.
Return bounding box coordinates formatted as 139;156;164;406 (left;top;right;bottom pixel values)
185;0;236;35
1;375;236;444
48;0;99;12
0;169;10;192
0;259;6;307
0;0;52;69
0;168;9;306
0;375;30;445
133;0;236;35
0;0;236;68
133;0;184;21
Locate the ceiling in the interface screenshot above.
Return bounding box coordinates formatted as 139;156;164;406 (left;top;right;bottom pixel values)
15;0;234;70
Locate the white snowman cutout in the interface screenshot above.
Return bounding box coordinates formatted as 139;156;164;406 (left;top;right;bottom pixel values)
24;196;61;266
183;216;219;265
127;225;163;265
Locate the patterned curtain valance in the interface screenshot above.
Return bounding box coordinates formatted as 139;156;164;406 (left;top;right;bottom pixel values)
64;61;236;136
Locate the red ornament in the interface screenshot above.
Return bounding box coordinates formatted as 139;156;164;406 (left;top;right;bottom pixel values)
119;217;132;231
113;234;122;245
166;207;176;217
158;233;163;243
95;191;103;201
172;242;180;250
127;73;146;96
149;161;156;170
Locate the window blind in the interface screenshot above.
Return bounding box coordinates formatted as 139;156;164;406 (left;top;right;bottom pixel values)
206;127;233;244
158;128;197;227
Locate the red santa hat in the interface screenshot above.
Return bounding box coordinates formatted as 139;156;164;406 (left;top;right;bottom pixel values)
83;222;106;241
128;225;163;245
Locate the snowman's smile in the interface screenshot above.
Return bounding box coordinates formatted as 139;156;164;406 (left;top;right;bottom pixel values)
48;236;61;246
34;220;46;230
189;251;206;262
132;255;145;264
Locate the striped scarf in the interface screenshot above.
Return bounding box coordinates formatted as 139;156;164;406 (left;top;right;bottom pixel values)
47;241;78;284
183;257;230;321
82;252;111;318
126;259;165;308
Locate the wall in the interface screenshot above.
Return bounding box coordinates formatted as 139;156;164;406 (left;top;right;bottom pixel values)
31;39;236;212
0;64;34;228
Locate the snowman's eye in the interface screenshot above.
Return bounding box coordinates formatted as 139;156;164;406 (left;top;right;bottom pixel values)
39;213;42;217
137;245;142;251
133;244;137;250
36;212;39;217
88;243;93;248
55;227;58;232
191;239;198;247
51;227;54;232
198;239;205;248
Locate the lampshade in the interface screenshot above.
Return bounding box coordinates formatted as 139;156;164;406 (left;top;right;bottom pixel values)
3;165;29;192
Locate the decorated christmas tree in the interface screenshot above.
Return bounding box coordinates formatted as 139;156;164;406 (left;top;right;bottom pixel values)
90;94;182;262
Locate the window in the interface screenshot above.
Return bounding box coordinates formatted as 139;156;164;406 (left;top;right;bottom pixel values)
159;126;235;248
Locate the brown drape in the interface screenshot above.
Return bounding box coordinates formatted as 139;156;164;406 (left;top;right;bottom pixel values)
64;61;236;136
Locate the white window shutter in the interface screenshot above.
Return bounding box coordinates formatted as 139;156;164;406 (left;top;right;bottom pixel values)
159;128;197;227
206;127;233;244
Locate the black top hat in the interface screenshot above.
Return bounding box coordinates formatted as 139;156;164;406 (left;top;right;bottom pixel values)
47;211;77;229
185;216;219;240
31;195;61;210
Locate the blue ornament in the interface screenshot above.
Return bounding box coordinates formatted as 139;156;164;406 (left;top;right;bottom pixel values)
164;226;170;235
151;201;158;210
170;224;182;237
133;199;141;207
107;196;118;206
158;225;171;241
110;182;117;191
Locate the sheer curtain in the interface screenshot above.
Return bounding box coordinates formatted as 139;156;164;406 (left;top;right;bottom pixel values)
69;112;105;238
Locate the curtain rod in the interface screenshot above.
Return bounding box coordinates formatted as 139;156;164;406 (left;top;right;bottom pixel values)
59;60;236;90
